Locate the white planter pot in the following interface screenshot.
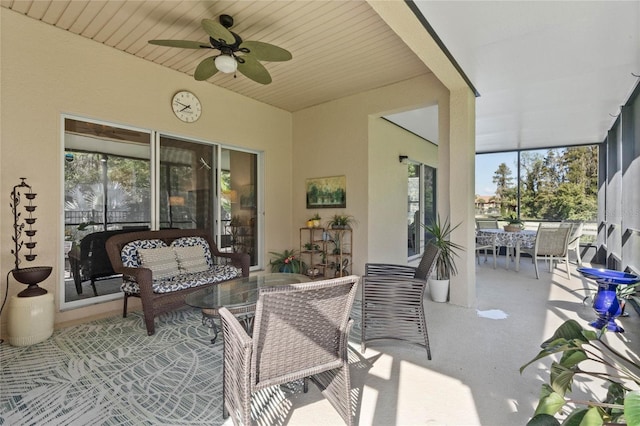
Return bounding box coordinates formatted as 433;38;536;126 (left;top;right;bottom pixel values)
429;278;450;303
7;292;54;346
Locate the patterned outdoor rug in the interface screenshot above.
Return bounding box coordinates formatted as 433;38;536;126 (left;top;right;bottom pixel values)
1;308;227;425
0;304;363;426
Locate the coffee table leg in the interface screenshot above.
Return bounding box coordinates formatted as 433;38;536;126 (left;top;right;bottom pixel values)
201;309;255;344
238;313;254;333
201;311;219;344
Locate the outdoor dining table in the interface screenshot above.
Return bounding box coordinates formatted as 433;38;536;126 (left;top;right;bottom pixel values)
476;228;537;269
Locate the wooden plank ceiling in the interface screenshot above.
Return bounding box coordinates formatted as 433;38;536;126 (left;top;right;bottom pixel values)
1;0;431;112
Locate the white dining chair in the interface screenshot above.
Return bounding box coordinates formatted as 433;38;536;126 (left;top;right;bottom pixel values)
475;233;497;268
566;222;584;266
516;222;573;279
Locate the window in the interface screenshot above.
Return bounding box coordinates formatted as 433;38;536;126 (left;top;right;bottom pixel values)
63;117;261;309
408;162;437;258
159;136;214;230
219;148;258;266
475;146;598;241
64;119;152;306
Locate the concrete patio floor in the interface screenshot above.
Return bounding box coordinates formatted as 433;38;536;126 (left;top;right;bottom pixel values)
268;256;640;425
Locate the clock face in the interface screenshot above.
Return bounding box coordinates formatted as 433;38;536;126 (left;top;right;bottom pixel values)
171;91;201;123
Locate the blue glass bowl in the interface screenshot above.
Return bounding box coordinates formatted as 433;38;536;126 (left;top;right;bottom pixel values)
577;267;640;285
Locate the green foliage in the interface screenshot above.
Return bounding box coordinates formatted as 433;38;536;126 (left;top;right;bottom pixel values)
521;320;640;425
65;151;150;206
269;249;306;274
504;212;524;225
493;162;516;216
307;183;345;205
422;214;464;279
492;147;598;221
327;213;357;229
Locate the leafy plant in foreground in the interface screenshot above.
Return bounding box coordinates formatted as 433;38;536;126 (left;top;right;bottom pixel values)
521;319;640;425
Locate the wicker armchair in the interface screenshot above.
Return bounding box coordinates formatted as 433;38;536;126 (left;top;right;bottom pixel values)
219;275;360;426
361;243;439;359
515;222;573;279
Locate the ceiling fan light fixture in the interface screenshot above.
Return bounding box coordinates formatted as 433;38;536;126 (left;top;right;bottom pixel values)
215;54;237;73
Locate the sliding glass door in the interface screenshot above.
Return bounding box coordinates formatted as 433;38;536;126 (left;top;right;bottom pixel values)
159;136;214;231
407;162;437;259
64;118;152;305
63;117;261;309
218;148;258;266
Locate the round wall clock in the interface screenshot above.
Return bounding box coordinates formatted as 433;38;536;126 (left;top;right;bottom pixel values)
171;90;201;123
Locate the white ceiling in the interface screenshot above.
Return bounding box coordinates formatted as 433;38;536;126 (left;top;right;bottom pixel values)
412;0;640;153
3;1;638;154
384;106;439;145
0;0;429;112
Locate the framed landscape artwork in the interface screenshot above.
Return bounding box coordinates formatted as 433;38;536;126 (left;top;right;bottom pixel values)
306;175;346;209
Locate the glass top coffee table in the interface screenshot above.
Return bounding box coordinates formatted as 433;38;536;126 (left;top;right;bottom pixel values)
185;273;310;343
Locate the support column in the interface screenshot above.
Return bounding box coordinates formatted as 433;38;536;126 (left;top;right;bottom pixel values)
447;88;476;307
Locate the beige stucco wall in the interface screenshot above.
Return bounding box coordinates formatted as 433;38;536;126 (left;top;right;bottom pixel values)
367;117;438;265
0;10;292;333
369;0;477;307
0;2;478;337
292;74;449;276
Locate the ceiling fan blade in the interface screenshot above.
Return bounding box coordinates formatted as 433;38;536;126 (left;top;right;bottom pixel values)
201;19;235;44
194;56;219;81
240;41;292;62
148;39;209;49
237;55;272;85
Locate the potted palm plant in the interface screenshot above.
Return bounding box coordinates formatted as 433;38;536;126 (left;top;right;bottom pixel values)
503;212;524;232
422;214;464;302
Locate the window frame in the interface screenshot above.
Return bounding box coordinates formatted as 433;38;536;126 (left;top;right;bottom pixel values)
60;115;264;311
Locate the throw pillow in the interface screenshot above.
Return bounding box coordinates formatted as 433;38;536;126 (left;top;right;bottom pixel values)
121;239;167;268
170;237;214;269
138;246;180;280
174;245;210;274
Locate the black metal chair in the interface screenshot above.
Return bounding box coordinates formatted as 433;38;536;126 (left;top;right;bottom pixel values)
361;243;440;359
69;227;148;296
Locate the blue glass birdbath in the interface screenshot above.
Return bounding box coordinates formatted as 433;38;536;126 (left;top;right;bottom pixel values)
577;267;640;333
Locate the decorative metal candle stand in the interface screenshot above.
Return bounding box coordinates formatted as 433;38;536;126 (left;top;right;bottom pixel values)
578;267;640;333
10;178;52;297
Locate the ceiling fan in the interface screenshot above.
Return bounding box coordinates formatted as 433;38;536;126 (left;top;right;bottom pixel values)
148;14;292;85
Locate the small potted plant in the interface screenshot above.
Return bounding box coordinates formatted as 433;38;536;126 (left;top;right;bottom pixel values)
326;213;357;230
311;213;321;228
422;214;464;302
303;242;320;252
503;213;524;232
269;249;306;274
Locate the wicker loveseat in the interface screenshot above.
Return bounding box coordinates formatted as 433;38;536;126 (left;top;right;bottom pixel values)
106;228;250;335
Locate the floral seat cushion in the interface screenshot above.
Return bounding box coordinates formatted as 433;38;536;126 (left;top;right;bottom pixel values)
121;264;242;294
119;236;241;294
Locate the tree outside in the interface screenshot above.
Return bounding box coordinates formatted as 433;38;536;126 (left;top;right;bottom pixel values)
477;146;598;223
